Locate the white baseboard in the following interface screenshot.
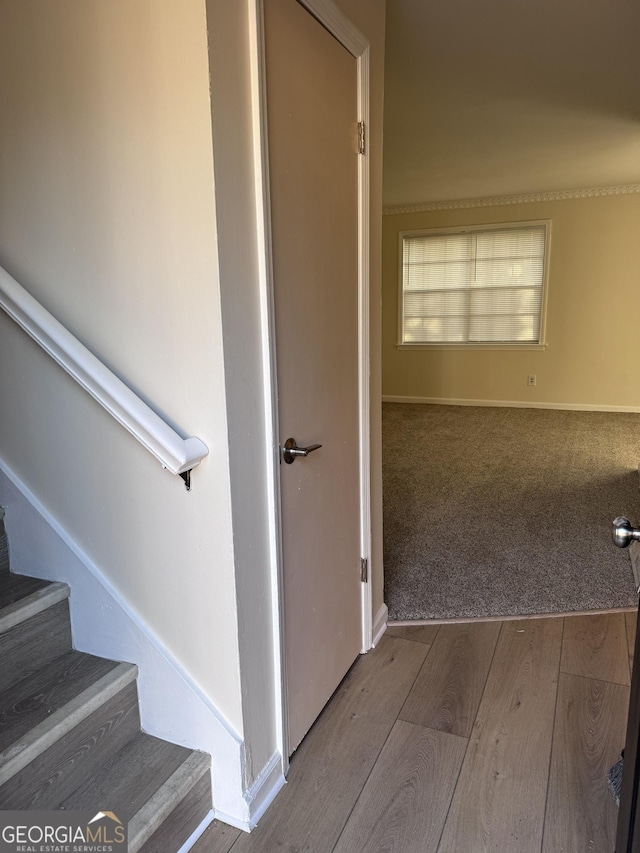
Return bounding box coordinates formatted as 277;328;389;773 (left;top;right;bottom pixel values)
382;395;640;413
214;750;285;831
0;459;262;829
244;750;286;829
372;603;388;647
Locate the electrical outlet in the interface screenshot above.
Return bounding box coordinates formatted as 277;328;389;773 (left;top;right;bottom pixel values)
527;374;536;386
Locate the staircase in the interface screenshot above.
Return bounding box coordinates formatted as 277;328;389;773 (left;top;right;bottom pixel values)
0;513;212;852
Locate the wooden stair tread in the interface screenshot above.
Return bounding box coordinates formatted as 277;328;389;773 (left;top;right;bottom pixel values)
0;581;69;637
0;650;122;756
0;679;141;810
62;736;210;853
0;529;213;850
136;759;211;853
61;732;198;818
0;574;51;608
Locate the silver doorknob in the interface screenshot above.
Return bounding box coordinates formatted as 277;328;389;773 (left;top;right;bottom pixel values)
282;437;322;464
612;516;640;548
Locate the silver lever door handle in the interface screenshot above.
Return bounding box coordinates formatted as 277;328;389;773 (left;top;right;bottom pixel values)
282;437;322;464
612;516;640;548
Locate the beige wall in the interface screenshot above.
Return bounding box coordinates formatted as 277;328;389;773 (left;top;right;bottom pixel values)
0;0;244;730
383;194;640;407
0;0;387;804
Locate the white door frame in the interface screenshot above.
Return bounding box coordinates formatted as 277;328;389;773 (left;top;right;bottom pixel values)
248;0;372;770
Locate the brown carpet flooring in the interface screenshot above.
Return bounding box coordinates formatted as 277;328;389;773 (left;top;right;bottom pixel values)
383;404;640;621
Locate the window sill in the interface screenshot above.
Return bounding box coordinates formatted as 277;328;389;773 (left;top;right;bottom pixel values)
396;343;548;352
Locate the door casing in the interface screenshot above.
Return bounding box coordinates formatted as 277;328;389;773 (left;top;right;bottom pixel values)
248;0;372;770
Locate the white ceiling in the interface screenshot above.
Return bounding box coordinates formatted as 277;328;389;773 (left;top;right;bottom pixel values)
383;0;640;207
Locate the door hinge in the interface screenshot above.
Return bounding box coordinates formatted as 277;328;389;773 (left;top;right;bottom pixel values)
357;121;366;155
360;557;368;583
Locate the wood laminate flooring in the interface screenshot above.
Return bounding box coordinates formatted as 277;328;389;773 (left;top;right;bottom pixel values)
194;612;633;853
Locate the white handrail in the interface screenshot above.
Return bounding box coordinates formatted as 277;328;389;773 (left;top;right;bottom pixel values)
0;264;208;478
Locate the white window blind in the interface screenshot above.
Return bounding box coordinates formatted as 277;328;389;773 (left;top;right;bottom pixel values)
401;223;548;345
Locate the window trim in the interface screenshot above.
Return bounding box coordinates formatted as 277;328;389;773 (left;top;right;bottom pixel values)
397;219;552;350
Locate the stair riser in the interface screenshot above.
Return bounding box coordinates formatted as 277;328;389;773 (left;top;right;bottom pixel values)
0;574;50;608
0;681;141;810
0;546;213;851
0;600;72;693
137;772;212;853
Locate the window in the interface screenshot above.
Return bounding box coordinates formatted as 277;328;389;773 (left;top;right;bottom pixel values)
399;221;550;347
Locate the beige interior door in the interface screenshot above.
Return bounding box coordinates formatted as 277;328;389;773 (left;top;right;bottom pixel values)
264;0;363;752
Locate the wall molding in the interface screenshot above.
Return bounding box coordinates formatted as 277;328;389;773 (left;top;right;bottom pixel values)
383;184;640;216
382;395;640;413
